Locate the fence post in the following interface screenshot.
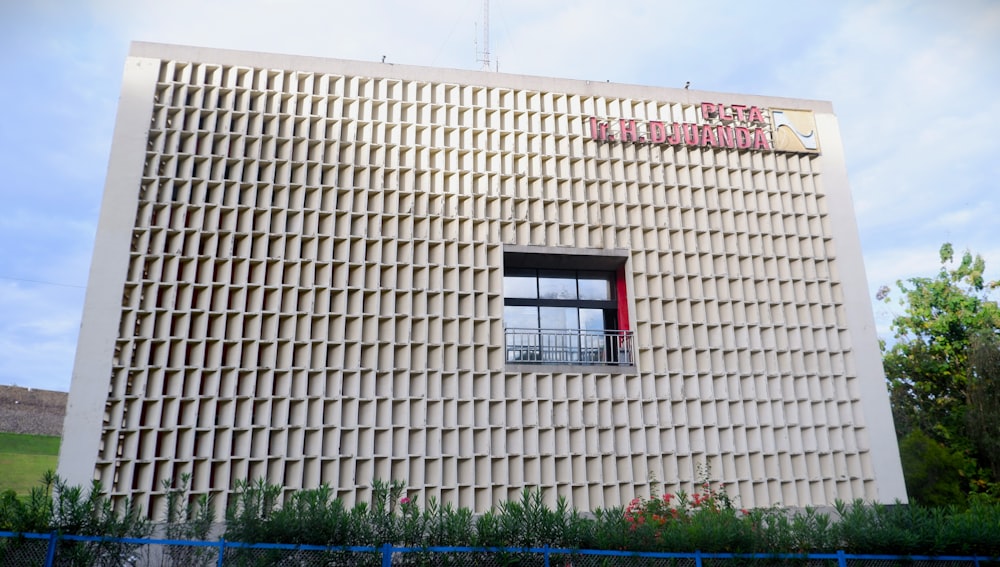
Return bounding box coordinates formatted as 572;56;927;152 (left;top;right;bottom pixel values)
695;550;703;567
543;544;550;567
837;549;847;567
44;532;58;567
381;543;393;567
217;537;226;567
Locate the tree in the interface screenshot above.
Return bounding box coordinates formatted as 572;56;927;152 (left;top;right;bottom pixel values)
897;429;966;507
967;331;1000;481
881;243;1000;499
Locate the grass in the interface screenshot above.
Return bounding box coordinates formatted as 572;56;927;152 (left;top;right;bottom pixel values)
0;432;60;495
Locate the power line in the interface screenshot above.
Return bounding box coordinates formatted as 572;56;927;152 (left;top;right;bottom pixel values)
0;275;86;290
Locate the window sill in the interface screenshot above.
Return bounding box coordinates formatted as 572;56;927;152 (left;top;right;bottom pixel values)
504;362;638;375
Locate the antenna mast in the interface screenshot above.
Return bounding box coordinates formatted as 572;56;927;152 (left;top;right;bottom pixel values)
477;0;492;71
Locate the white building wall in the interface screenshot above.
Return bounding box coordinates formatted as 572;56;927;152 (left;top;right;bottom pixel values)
61;42;906;520
58;56;161;489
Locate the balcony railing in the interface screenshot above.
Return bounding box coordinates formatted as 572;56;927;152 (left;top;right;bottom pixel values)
504;328;635;366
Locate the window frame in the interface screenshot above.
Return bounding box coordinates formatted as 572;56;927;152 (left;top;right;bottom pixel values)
502;246;634;368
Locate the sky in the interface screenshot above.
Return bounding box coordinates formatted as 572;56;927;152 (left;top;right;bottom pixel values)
1;0;999;392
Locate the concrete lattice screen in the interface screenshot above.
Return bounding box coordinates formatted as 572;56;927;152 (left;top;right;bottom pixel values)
58;43;906;521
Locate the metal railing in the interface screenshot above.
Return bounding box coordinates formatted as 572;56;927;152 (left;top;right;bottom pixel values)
1;532;997;567
505;328;635;366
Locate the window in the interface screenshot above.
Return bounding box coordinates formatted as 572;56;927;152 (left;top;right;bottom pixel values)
503;249;633;366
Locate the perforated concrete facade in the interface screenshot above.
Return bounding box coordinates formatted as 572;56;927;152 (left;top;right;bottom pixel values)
60;42;906;520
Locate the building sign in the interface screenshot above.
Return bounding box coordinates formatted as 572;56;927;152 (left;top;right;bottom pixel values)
770;108;820;153
589;102;820;154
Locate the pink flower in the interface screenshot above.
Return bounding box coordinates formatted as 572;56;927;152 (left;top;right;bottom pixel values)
400;497;410;505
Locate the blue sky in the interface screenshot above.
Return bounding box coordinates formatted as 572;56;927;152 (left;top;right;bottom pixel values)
2;1;999;391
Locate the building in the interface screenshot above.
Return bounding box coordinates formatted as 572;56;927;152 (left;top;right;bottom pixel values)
59;42;906;519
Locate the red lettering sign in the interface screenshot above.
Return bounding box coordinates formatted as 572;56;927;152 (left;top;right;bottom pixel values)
588;100;792;152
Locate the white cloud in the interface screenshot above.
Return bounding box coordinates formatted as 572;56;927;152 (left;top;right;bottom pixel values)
0;282;85;391
3;0;1000;389
927;206;984;231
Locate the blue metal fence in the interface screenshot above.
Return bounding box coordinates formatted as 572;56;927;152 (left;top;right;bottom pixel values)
1;530;997;567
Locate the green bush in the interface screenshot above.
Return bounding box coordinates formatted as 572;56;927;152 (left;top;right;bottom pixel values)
0;471;150;566
7;473;1000;557
213;476;1000;556
617;481;755;552
162;473;215;566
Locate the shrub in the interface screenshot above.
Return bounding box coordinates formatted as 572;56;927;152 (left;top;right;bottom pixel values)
8;472;1000;557
619;480;754;552
162;473;215;566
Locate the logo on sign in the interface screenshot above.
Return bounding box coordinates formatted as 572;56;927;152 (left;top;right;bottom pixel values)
771;109;820;153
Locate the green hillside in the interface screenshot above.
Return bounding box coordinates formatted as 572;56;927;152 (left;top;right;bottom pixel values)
0;432;60;496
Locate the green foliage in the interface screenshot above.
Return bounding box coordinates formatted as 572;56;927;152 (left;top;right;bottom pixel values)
163;473;216;566
223;477;290;544
163;473;214;541
50;478;150;566
619;479;755;552
8;473;1000;557
898;429;967;506
832;498;1000;555
205;474;1000;556
367;477;407;545
746;505;838;553
881;242;1000;495
968;331;1000;481
475;489;590;550
421;498;476;547
0;470;56;532
835;499;932;553
0;471;150;566
937;496;1000;555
